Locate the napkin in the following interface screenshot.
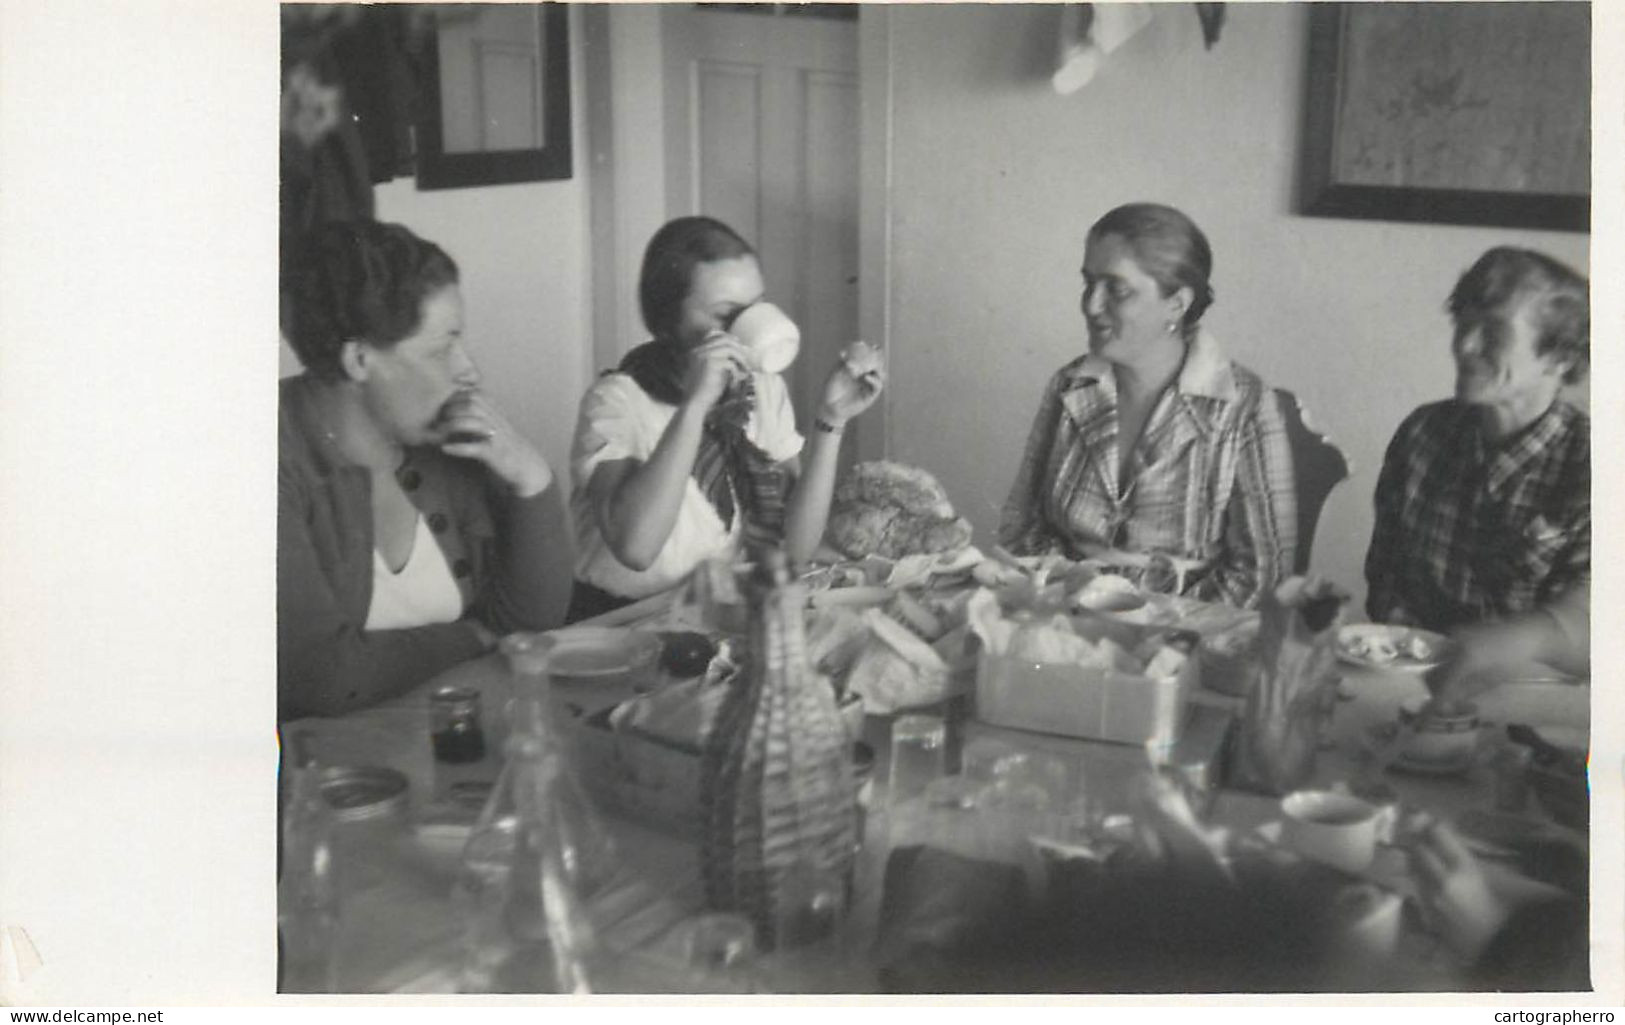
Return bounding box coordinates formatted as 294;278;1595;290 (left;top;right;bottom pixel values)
1229;575;1349;795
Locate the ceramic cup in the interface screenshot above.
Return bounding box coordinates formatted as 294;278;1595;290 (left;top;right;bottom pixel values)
730;302;801;374
1281;790;1395;874
1397;698;1480;771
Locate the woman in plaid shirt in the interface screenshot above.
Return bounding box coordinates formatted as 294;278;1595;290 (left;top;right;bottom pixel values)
999;203;1296;609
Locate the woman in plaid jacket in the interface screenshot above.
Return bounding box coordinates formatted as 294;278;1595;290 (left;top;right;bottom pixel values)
999;203;1296;609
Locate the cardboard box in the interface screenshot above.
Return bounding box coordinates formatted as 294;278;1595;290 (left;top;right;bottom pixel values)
962;702;1236;817
973;619;1198;747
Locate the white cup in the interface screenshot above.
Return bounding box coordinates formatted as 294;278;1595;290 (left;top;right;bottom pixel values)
1280;790;1394;874
730;302;801;374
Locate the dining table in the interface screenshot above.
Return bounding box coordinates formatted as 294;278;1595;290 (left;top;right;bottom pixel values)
279;586;1591;995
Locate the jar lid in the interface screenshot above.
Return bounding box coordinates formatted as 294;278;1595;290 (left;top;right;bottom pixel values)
319;765;409;824
430;685;481;709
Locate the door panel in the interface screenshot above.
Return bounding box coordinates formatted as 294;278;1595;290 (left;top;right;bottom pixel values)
665;9;860;446
694;64;764;245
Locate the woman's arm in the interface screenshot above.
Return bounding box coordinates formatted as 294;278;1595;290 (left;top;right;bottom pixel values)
783;435;837;566
277;467;485;720
998;371;1067;556
1201;390;1297;608
588;400;710;572
781;346;885;564
474;480;573;633
585;335;751;571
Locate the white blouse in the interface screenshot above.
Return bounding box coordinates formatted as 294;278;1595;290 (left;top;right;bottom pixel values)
569;370;805;599
364;515;465;631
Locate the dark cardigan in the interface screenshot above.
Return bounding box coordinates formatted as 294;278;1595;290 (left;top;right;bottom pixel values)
277;376;556;720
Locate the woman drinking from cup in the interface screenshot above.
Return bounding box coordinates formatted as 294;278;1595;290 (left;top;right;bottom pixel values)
998;203;1296;608
279;221;566;719
568;216;885;621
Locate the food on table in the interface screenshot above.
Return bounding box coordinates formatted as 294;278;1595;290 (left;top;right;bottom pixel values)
1340;629;1398;665
843;608;957;714
805;605;872;682
1198;619;1262;697
610;642;738;746
1007;613;1098;665
1204;620;1260;658
1071;573;1146;613
840;339;885;385
886;590;947;642
657;631;717;678
826;461;974;560
1404;633;1437;662
965;588;1188;682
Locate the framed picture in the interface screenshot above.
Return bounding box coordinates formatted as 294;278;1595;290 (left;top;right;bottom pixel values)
416;3;572;189
1300;3;1588;232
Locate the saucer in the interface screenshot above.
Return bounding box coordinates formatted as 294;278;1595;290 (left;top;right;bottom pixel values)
1387;749;1475;777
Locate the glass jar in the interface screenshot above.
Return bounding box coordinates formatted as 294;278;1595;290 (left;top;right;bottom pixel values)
430;686;487;764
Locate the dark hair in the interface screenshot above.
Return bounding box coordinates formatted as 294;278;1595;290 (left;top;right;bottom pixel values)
280;221;459;378
637;216;756;341
1448;247;1589;385
1087;203;1215;331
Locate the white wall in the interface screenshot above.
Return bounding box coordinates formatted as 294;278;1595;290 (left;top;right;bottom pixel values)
880;3;1588;610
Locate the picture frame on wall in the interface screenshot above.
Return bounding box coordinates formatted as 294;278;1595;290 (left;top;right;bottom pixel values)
1299;2;1588;233
416;3;572;189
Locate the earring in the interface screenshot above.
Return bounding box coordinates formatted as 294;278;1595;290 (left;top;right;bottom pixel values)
1165;320;1179;335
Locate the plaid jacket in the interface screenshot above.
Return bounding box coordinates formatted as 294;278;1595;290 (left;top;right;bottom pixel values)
998;331;1297;609
1364;399;1589;632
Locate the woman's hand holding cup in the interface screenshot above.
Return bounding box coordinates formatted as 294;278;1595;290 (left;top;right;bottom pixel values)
682;332;752;413
438;390;554;498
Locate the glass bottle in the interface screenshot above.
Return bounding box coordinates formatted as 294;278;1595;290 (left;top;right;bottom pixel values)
454;634;618;994
277;731;340;993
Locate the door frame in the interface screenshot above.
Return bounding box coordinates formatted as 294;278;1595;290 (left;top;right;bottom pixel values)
585;3;891;464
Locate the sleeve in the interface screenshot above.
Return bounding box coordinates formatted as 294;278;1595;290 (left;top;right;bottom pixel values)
276;462;485;721
997;370;1069;556
470;476;573;635
1543;585;1589;668
749;372;806;464
1364;412;1419;624
1199;388;1298;609
570;376;646;493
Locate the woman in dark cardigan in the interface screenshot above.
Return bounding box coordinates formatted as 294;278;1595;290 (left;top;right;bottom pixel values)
278;220;567;719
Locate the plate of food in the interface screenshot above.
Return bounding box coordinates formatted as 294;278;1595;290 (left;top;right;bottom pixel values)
1336;624;1454;673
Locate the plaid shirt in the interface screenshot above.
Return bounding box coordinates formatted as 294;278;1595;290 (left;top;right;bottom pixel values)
998;331;1297;609
1364;399;1589;632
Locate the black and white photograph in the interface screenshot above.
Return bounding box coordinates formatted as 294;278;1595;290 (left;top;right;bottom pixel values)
1;0;1619;1013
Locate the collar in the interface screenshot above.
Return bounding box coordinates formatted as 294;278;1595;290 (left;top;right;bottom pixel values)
1068;328;1238;403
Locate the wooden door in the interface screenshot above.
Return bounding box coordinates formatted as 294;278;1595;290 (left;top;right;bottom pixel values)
661;8;861;436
